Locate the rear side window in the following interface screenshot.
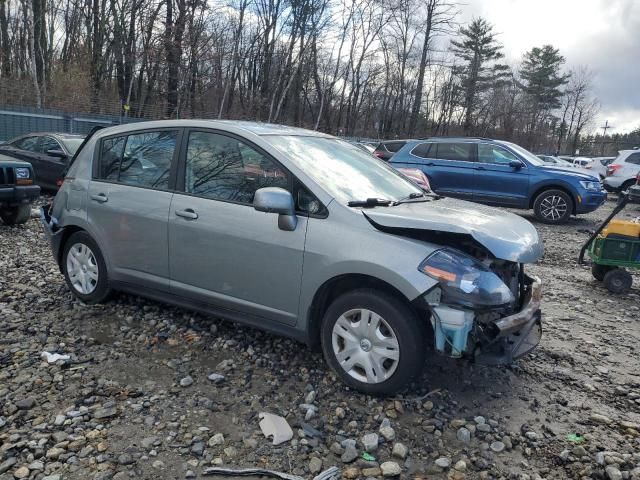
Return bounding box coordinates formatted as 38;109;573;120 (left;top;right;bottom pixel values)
40;136;62;154
13;137;39;151
411;143;433;158
385;142;406;153
97;130;178;189
626;153;640;165
435;142;474;162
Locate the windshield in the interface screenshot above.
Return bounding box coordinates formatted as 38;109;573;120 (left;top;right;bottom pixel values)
60;138;85;154
499;141;545;166
267;136;422;203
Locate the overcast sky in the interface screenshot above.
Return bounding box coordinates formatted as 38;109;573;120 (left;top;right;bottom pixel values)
460;0;639;134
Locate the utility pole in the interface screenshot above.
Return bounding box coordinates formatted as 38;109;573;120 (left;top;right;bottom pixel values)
600;120;613;155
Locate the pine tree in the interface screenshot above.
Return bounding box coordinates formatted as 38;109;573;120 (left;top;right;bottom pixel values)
520;45;570;111
451;17;508;135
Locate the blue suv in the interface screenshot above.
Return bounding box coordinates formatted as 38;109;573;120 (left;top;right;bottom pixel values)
389;137;607;224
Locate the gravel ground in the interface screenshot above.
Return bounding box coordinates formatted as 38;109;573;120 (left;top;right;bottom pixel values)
1;196;640;480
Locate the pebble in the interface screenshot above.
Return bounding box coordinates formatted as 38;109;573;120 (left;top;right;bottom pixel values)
605;466;623;480
457;427;471;443
380;461;402;477
491;441;505;453
392;442;408;459
341;446;358;463
180;376;194;387
93;406;118;419
15;397;35;409
207;373;225;384
379;426;396;441
362;432;379;452
590;413;613;424
435;457;451;469
309;457;323;474
209;433;225;446
13;466;29;479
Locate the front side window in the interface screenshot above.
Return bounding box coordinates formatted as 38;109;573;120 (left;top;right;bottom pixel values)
13;137;39;151
97;130;177;189
385;142;406;153
185;131;288;203
267;136;422;204
40;136;62;154
435;142;474;162
477;144;520;165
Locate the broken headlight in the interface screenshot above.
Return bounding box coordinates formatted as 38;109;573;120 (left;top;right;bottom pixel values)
419;248;514;308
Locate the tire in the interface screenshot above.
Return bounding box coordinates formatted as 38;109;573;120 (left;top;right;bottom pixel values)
0;204;31;225
591;263;613;281
621;179;636;193
603;268;633;294
533;189;573;224
62;231;111;303
320;289;425;395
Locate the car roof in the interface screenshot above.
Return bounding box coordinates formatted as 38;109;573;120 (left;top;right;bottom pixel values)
93;120;334;139
9;132;85;141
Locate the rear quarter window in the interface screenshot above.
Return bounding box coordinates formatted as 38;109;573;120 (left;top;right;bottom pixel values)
411;143;433;158
626;152;640;165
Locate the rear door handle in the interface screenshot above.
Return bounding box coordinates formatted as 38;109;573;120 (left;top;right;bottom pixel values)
91;193;108;203
175;208;198;220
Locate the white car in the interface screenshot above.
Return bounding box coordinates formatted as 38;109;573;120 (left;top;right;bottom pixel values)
603;150;640;192
572;157;594;169
590;157;616;179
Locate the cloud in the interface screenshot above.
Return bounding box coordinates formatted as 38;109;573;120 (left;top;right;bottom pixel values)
459;0;640;133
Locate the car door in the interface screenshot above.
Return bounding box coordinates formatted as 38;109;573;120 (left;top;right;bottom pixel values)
168;129;307;326
87;128;180;291
37;136;68;189
473;143;530;208
419;141;476;200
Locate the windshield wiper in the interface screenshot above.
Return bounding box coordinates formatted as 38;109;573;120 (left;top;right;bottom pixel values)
347;198;392;208
393;192;430;205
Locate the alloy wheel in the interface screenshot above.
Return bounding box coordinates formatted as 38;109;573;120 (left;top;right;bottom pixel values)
331;308;400;384
66;243;99;295
539;195;568;221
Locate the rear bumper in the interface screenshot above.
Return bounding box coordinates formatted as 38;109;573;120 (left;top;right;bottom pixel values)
603;176;627;192
0;185;40;205
576;190;608;214
40;204;65;267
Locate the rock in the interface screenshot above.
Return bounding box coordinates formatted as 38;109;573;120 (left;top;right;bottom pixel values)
13;466;29;479
343;467;360;479
0;458;16;474
380;461;402;477
28;461;44;471
572;446;588;457
454;460;467;472
341;446;358;463
362;433;379;452
490;441;505;453
46;448;66;460
308;457;323;474
477;423;491;433
53;414;66;426
435;457;451;469
305;391;316;404
209;433;225;446
335;407;346;419
224;446;237;458
379;426;396;441
15;398;35;410
185;470;196;478
524;431;538;441
93;406;118;419
191;441;205;456
152;460;165;469
605;466;623;480
392;442;408;459
42;476;61;480
457;427;471;443
590;413;613;425
180;376;194;387
117;453;135;465
142;436;159;449
207;373;225;384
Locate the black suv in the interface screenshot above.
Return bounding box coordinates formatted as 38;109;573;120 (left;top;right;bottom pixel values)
0;154;40;225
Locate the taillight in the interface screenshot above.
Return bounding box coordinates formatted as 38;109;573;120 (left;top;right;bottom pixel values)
606;164;622;176
373;151;385;159
56;178;64;187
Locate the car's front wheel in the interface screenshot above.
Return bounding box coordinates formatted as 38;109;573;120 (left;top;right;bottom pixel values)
0;204;31;225
62;231;111;303
321;289;425;395
533;189;573;224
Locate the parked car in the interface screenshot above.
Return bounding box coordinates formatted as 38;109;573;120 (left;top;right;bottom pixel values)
571;157;594;169
589;157;616;179
603;150;640;193
396;167;431;190
536;155;573;167
389;137;607;224
373;140;411;160
0;154;40;225
350;141;376;155
41;120;544;394
0;132;85;190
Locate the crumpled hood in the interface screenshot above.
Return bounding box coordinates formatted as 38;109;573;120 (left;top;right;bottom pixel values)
362;198;544;263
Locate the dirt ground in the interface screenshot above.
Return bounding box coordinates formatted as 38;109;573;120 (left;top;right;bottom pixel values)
1;195;640;480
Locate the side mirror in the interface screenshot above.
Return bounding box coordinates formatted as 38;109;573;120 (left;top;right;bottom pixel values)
509;160;523;169
253;187;298;231
46;149;68;159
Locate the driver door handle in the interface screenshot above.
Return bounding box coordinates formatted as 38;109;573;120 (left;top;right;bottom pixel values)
91;193;108;203
175;208;198;220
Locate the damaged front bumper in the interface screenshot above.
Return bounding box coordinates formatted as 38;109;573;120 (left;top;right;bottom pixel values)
427;275;542;365
40;203;65;268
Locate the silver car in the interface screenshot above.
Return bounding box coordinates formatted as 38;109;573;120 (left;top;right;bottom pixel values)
41;120;544;394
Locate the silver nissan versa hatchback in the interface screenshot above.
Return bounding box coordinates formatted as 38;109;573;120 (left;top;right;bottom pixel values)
41;120;544;394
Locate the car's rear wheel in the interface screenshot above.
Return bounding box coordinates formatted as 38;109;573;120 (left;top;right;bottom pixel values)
591;263;614;281
533;189;573;224
603;268;633;294
320;289;425;395
621;179;636;193
0;204;31;225
62;231;111;303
